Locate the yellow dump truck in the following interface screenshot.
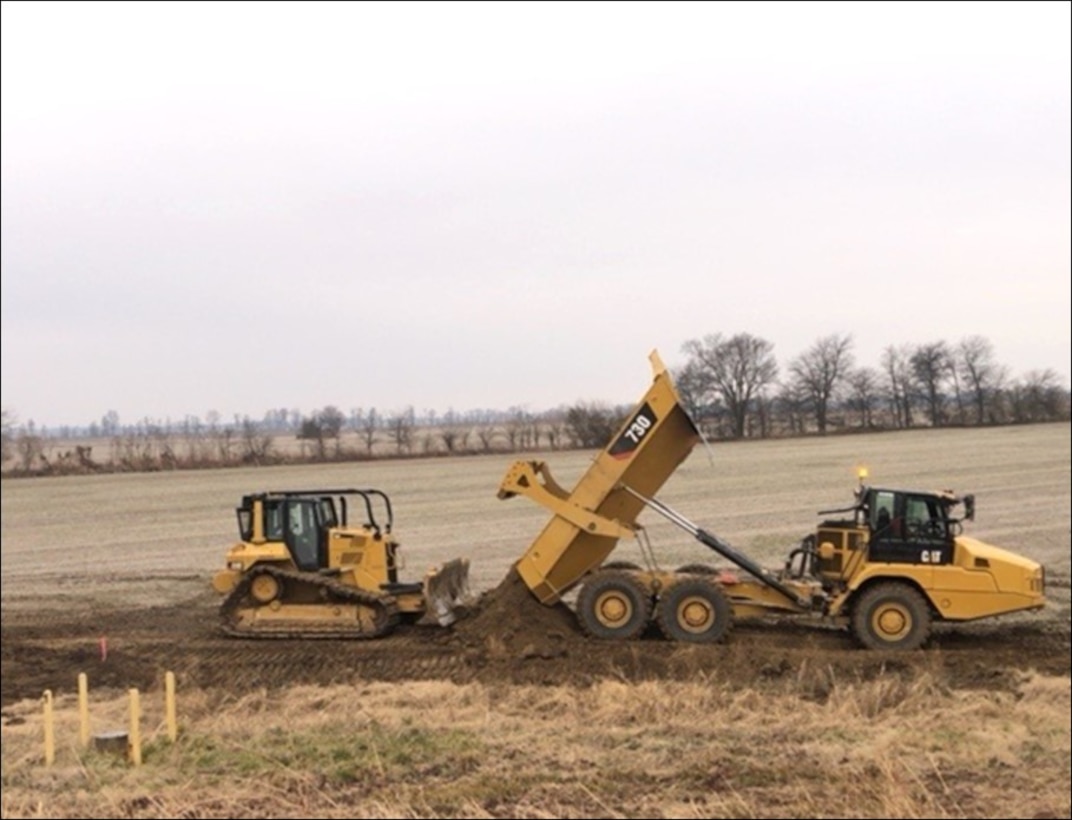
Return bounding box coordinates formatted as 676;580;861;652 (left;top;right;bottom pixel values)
498;352;1047;650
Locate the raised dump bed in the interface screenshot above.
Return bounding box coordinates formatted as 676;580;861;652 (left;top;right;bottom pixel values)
498;351;700;604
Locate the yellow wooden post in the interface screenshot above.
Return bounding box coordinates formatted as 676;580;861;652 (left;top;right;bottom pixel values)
128;688;142;766
165;671;177;742
42;690;55;766
78;672;90;748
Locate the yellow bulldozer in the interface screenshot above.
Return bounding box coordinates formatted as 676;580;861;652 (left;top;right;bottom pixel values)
211;488;471;639
498;351;1047;650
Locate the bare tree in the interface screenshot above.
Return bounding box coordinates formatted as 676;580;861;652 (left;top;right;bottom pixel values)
673;361;710;424
681;333;779;438
387;407;415;455
15;424;44;473
359;408;379;456
473;411;500;452
541;408;569;451
240;416;275;465
911;341;953;427
845;367;880;429
957;336;1008;425
214;424;237;465
299;406;346;460
564;402;619;449
505;407;533;451
437;409;461;454
1;409;16;465
787;334;854;434
775;382;808;436
1011;370;1070;422
881;345;915;428
100;410;120;437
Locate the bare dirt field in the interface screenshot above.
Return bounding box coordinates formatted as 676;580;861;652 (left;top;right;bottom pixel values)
1;424;1069;818
2;423;1070;700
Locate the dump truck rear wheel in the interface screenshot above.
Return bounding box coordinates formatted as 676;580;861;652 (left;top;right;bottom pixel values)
675;563;717;575
656;577;733;643
576;571;652;641
851;582;931;651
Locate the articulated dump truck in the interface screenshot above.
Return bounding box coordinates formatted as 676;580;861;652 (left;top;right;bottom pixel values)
498;351;1047;650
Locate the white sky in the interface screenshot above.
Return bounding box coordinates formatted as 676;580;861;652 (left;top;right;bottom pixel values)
2;0;1070;429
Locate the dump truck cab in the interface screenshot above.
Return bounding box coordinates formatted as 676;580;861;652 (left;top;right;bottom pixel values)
862;485;964;566
807;482;1046;648
812;484;966;585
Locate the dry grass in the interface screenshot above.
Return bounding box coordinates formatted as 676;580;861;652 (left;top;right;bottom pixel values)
1;673;1068;819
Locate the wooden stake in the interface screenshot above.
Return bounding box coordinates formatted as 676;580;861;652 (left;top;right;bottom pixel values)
128;688;142;766
42;690;54;766
165;671;177;742
78;672;90;748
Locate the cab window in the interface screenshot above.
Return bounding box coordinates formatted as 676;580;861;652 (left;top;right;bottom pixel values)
871;491;896;531
905;496;945;539
318;498;338;529
264;502;284;540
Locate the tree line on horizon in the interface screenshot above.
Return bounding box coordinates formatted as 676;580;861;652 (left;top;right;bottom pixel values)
2;332;1068;477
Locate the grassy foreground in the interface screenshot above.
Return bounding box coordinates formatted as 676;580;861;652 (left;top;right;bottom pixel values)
2;672;1069;819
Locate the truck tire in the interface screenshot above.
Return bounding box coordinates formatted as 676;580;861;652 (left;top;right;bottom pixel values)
851;582;932;651
656;576;733;643
576;571;652;641
675;563;717;575
602;561;642;571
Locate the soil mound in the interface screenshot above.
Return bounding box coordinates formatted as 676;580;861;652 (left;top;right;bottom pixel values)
452;565;581;660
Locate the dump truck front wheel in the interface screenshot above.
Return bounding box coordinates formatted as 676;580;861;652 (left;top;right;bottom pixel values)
851;582;932;651
656;577;733;643
576;571;652;640
602;560;642;571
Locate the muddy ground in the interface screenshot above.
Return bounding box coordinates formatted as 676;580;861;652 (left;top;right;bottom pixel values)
2;567;1069;712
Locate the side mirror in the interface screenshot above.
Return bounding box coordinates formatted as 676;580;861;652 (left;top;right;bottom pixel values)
962;494;975;521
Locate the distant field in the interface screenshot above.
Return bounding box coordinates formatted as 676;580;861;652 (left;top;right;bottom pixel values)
2;423;1069;606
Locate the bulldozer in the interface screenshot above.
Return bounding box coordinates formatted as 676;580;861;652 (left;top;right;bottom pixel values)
498;351;1047;650
211;488;471;639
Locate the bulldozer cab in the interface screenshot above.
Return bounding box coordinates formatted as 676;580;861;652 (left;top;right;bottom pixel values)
235;489;397;574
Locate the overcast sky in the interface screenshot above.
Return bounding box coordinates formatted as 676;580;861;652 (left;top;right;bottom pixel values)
2;1;1069;429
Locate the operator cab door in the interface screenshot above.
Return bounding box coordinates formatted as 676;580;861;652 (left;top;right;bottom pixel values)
868;490;953;566
281;497;340;571
283;499;322;571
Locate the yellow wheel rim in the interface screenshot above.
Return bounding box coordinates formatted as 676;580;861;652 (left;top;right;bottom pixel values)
250;574;280;604
677;596;715;634
594;592;633;628
872;604;911;642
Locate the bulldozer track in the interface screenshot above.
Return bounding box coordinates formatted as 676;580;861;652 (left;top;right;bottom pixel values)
219;565;401;640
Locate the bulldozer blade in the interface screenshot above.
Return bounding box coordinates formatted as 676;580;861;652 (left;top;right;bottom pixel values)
420;557;472;626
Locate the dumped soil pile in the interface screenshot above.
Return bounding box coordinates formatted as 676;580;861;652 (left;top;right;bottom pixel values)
450;566;582;661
